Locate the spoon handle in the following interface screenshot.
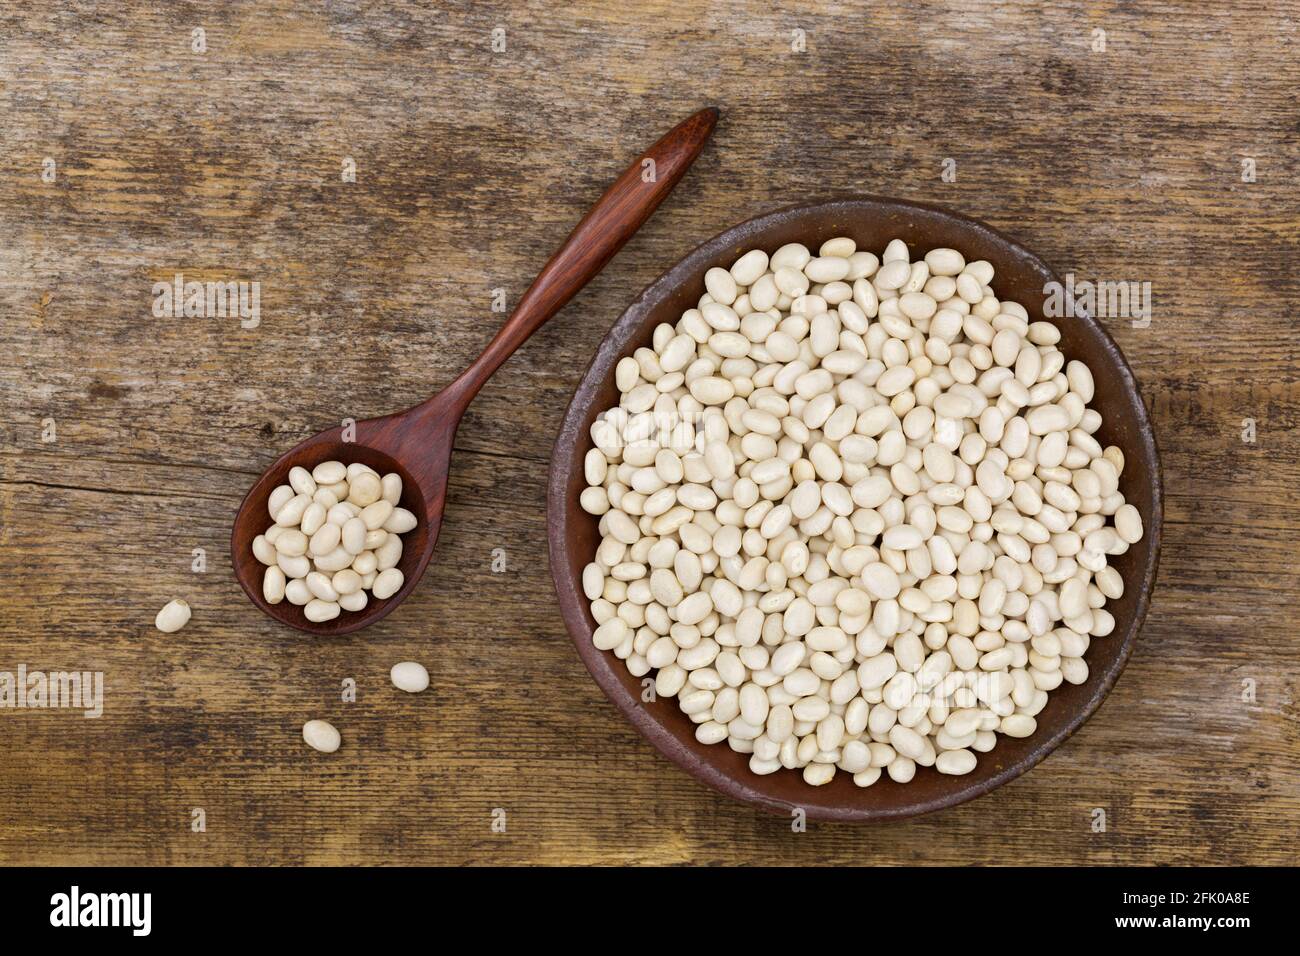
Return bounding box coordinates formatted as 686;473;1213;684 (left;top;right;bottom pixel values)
441;106;719;408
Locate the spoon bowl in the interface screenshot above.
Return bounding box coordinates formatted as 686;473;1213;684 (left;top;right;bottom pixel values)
231;108;719;634
231;401;455;634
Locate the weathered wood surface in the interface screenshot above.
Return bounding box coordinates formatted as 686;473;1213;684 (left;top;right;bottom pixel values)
0;0;1296;865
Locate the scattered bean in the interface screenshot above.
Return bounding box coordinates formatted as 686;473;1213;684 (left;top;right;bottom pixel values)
390;661;430;693
155;599;191;633
302;719;341;753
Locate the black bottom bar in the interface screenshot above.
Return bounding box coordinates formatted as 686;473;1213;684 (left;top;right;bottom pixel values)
0;865;1283;940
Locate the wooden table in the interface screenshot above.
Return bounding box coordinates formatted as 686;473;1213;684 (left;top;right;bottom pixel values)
1;0;1295;866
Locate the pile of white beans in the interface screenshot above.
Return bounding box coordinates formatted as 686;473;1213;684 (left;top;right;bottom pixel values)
580;237;1143;787
253;461;417;622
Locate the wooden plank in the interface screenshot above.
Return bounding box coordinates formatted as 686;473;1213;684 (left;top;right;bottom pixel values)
0;0;1296;865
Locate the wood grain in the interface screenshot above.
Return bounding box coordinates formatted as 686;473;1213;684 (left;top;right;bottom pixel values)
1;0;1297;865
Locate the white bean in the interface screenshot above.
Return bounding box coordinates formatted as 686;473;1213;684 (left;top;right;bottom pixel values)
347;471;382;507
1115;503;1143;543
936;749;977;775
360;500;394;531
375;534;403;570
300;502;327;537
731;249;769;286
277;552;310;579
311;461;346;484
268;484;295;520
390;661;430;693
332;569;363;596
306;571;339;602
383;507;417;534
341;517;367;554
309;522;342;556
381;472;403;505
155;599;191;633
372;568;404;600
285;578;312;605
263;566;286;604
275;493;311;527
275;529;308;557
252;535;278;566
302;719;341;753
339;589;367;612
304;599;340;623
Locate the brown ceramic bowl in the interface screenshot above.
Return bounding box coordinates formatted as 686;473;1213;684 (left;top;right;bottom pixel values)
547;196;1162;820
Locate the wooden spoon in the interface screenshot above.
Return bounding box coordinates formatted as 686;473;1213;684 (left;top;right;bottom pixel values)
232;107;719;634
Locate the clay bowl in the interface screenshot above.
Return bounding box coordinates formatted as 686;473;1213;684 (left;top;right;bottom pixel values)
547;196;1162;820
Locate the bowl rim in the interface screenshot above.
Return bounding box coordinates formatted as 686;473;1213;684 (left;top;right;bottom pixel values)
547;194;1162;820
